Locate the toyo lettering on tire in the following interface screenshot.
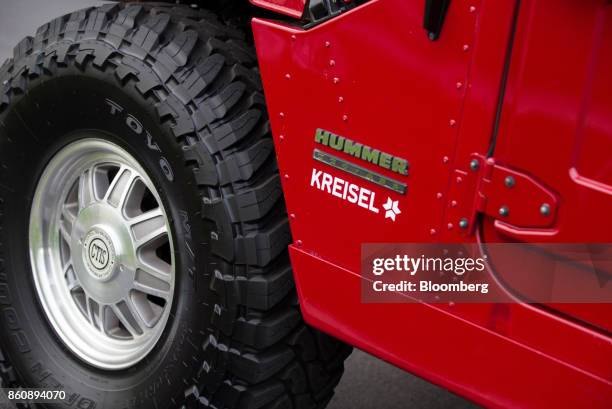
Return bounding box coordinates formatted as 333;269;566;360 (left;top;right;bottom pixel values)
0;3;351;409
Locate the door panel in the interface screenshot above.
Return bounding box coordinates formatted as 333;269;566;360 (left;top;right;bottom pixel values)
482;0;612;332
254;0;515;274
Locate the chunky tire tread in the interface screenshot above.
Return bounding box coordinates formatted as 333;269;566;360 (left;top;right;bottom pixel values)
0;3;350;409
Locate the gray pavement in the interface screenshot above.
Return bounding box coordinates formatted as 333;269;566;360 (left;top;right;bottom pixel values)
330;349;477;409
0;1;479;408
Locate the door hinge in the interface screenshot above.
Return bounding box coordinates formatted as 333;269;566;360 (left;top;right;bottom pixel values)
446;154;558;235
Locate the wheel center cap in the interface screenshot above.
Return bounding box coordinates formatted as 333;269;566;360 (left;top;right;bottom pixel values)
83;229;116;281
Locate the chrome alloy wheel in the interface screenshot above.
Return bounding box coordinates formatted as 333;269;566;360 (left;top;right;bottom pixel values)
29;138;175;370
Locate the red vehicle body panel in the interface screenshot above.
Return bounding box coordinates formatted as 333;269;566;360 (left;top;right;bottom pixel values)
289;248;611;408
249;0;305;18
480;0;612;333
251;0;612;407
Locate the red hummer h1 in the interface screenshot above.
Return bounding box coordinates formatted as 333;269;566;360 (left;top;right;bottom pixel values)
0;0;610;408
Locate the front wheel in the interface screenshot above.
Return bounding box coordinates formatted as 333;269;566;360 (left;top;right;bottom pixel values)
0;3;351;409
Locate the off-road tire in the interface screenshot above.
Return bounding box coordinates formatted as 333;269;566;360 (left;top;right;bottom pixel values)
0;3;351;409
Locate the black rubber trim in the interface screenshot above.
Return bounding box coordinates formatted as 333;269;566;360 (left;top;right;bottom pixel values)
487;0;521;157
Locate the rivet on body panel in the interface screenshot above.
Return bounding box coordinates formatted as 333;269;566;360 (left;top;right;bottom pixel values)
499;206;509;217
469;159;480;171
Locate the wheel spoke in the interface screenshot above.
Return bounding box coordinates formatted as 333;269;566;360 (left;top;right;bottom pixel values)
104;167;137;210
135;221;168;249
136;258;172;283
78;166;98;209
128;207;164;225
59;221;72;244
133;272;171;300
64;261;80;291
86;296;102;330
112;300;145;336
101;306;126;338
61;202;78;229
129;208;166;243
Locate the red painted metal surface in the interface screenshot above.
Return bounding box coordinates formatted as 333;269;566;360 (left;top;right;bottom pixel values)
252;0;612;406
255;0;483;261
290;246;612;408
249;0;306;18
478;0;612;334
